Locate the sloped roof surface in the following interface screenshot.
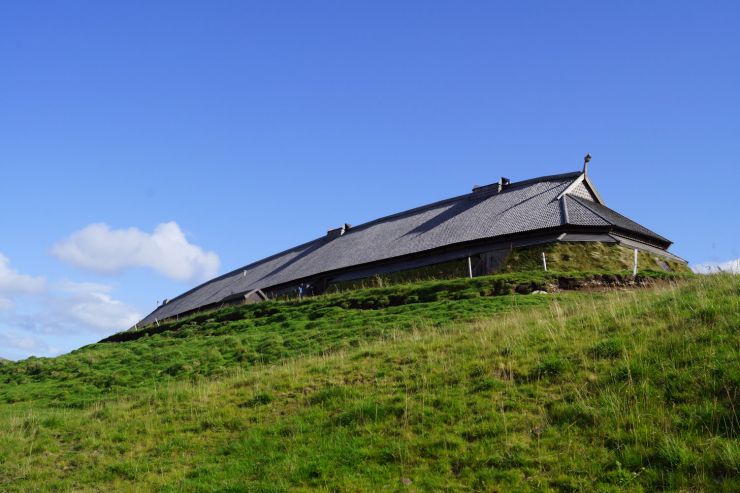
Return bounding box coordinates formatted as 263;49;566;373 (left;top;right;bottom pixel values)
565;195;611;226
138;171;669;325
568;196;669;243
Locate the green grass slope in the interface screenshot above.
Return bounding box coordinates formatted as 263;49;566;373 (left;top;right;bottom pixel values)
0;273;737;492
502;242;691;273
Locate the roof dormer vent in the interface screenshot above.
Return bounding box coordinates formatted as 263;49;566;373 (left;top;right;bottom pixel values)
472;177;511;196
327;223;352;240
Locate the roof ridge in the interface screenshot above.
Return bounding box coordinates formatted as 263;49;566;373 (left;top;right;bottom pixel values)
508;171;582;189
147;170;583;315
560;195;570;225
342;170;583;235
140;170;591;323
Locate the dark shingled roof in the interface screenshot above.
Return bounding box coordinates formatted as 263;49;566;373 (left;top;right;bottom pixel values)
567;195;670;244
138;171;670;325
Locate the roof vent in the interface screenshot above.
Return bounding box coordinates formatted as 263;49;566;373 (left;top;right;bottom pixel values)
327;223;351;240
472;177;511;195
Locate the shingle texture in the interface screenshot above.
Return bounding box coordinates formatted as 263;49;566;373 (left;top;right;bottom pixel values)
568;196;669;243
569;181;598;202
138;171;671;325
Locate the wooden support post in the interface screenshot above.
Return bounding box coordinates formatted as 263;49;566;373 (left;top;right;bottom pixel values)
468;256;473;279
542;252;548;272
633;248;638;276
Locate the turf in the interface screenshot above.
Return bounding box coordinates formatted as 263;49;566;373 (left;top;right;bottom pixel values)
502;242;691;274
325;242;690;291
0;272;737;492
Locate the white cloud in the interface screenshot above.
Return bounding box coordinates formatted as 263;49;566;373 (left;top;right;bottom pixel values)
0;332;44;351
0;253;46;294
52;222;220;282
692;258;740;274
55;280;116;295
0;331;60;361
52;281;141;332
0;253;142;360
0;280;141;336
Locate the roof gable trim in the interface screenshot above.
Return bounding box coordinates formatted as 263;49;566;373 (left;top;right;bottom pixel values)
557;173;606;205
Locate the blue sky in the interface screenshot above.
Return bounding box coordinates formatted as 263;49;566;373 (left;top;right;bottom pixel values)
1;1;738;360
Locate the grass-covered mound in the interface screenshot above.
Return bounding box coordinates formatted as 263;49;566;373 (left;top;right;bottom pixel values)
502;242;690;273
8;270;670;407
0;273;737;492
328;242;689;291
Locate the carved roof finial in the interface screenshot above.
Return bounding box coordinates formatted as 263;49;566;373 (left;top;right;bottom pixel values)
583;153;592;176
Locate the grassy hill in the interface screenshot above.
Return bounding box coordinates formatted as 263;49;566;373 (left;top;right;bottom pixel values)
0;271;737;492
501;242;691;274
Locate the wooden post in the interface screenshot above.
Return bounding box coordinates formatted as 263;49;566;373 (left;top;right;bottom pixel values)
633;249;638;276
542;252;548;272
468;256;473;279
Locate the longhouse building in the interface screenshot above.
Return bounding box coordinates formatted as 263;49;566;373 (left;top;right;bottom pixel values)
138;168;685;326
